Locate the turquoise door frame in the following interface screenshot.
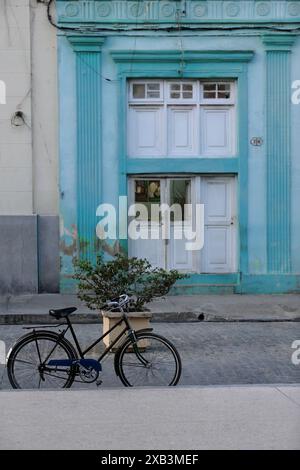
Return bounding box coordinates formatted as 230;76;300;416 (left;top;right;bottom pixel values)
111;50;253;292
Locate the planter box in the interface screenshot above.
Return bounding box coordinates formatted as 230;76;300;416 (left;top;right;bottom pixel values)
101;310;152;350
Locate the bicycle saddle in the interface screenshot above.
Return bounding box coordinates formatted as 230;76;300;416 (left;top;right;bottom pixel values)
49;307;77;319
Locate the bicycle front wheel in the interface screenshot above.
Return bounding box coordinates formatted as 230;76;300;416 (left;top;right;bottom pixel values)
116;332;181;387
7;331;77;389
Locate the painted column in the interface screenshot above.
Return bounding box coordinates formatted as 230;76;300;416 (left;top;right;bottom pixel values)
68;36;104;261
263;34;295;274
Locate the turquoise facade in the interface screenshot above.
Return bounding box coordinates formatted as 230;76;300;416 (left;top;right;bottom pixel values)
57;0;300;294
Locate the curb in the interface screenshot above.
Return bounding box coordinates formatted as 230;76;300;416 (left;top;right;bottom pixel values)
0;312;299;325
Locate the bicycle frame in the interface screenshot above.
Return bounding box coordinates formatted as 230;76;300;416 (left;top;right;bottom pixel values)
28;294;153;376
41;309;151;369
63;312;134;363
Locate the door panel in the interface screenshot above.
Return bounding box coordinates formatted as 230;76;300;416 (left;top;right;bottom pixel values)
201;176;237;273
168;231;194;271
204;180;232;224
168;106;197;156
200;107;234;156
128;106;165;156
128;225;165;269
203;226;232;272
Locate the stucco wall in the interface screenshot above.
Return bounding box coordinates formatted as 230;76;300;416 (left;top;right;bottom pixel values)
0;0;33;214
31;0;58;215
0;1;59;293
0;0;58;216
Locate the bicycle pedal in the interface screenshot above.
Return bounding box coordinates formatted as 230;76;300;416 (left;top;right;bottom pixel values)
96;379;103;387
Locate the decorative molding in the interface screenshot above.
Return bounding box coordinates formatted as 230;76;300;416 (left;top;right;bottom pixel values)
262;33;297;50
111;50;255;63
72;39;103;259
264;34;295;273
67;35;105;51
56;1;300;25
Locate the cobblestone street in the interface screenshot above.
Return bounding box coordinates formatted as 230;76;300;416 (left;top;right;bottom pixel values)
1;321;299;389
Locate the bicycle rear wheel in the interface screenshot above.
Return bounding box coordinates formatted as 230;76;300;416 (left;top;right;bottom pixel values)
116;332;181;387
7;331;77;389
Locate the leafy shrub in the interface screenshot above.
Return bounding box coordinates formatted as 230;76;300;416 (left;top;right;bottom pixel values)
73;254;187;311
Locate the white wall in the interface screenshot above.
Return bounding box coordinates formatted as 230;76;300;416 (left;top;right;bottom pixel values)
31;0;58;215
0;0;32;214
0;0;58;216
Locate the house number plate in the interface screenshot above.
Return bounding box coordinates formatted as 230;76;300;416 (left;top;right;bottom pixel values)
250;137;263;146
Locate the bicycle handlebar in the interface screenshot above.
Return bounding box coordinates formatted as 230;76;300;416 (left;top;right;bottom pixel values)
102;294;130;311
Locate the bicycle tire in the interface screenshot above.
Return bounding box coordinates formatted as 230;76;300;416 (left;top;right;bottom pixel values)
7;331;78;389
115;332;182;387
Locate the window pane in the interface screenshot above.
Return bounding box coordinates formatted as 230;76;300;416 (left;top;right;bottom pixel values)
171;84;180;91
218;91;230;99
134;180;161;221
171;92;180;98
133;84;145;99
203;91;216;99
217;83;230;99
147;91;160;98
218;83;230;91
170;179;191;221
183;84;193;91
146;83;160;98
203;84;216;91
182;92;193;99
147;83;160;91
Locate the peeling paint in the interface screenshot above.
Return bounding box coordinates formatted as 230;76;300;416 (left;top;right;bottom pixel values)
60;223;78;256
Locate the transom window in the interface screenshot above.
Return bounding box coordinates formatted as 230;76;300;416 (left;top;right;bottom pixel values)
202;82;231;100
169;82;194;100
128;79;236;157
132;82;161;100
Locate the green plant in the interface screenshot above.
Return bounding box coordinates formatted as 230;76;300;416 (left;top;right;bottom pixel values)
73;254;187;311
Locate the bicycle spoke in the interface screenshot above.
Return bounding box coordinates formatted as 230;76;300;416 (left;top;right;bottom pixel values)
8;335;76;389
121;362;147;368
119;334;180;387
14;358;35;366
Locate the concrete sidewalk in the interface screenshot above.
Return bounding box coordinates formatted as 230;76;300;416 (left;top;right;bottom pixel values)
0;385;299;449
0;293;299;324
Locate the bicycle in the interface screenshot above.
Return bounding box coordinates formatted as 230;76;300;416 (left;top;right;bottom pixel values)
7;295;182;389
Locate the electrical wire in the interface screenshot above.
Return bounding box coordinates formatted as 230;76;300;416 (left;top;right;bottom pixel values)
46;0;300;34
47;0;80;31
175;7;185;76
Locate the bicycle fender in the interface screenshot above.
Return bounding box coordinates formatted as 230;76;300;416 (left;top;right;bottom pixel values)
6;330;60;362
134;328;153;334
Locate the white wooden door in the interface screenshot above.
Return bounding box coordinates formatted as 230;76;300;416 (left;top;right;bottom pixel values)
128;178;194;271
128;176;237;273
201;176;237;273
